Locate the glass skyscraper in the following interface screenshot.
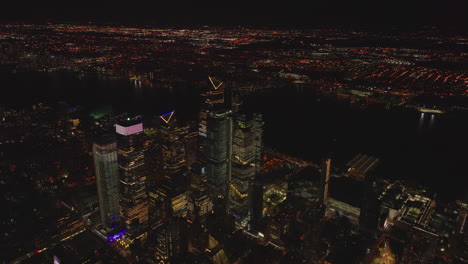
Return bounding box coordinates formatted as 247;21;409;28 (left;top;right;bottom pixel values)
188;163;213;228
93;135;120;227
230;113;263;225
198;82;232;212
116;120;148;238
158;111;189;185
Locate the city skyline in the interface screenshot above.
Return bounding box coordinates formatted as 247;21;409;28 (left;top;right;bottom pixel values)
0;11;467;264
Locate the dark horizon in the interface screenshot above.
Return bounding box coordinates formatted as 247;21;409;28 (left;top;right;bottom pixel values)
1;1;467;29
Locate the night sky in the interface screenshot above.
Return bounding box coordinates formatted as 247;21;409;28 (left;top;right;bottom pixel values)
1;0;467;28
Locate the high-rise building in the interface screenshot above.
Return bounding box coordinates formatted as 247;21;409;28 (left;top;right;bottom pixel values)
302;201;326;261
359;173;381;237
229;113;263;225
148;186;169;228
157;111;189;186
347;154;380;237
52;204;86;242
198;77;232;213
116;120;148;238
187;163;213;228
184;127;198;168
93;135;120;227
148;179;188;227
154;218;188;261
346;154;379;181
144;133;160;187
147;111;191;228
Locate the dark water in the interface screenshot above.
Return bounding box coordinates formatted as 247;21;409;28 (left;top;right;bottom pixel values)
2;72;467;201
1;71;201;121
244;87;468;201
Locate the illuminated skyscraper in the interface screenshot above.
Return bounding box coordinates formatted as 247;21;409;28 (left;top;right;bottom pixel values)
154;218;188;261
148;185;169;228
184;127;198;168
52;204;86;242
157;111;189;186
148;178;189;229
116;120;148;238
93;135;120;227
198;77;232;212
144;133;160;187
229;113;263;225
188;163;213;228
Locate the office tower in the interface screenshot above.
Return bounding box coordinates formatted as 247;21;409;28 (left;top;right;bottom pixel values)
359;173;381;237
116;119;148;238
148;179;188;227
250;180;265;230
302;202;326;262
229;113;263;225
52;204;86;242
189;163;208;193
157;111;189;186
198;77;232;213
93;135;120;227
188;219;209;253
319;158;331;206
144;133;160;187
154;218;188;261
148;186;169;228
187;193;212;228
184;125;198;168
187;163;213;228
347;154;380;237
346;153;379;181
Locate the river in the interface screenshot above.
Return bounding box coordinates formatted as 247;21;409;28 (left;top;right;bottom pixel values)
1;71;467;201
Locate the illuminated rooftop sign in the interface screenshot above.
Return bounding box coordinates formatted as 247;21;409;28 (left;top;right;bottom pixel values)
159;110;175;124
208;76;223;90
116;123;143;136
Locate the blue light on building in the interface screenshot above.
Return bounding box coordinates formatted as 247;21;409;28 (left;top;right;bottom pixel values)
107;230;126;242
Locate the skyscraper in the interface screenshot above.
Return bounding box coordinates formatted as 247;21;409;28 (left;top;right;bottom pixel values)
116;119;148;238
93;135;120;227
148;178;188;227
229;113;263;225
359;173;381;237
154;218;188;261
157;111;189;186
198;77;232;213
184;126;198;168
187;163;213;228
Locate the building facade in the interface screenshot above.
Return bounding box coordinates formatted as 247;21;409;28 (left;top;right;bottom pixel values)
157;111;189;186
229;113;263;225
198;81;232;213
93;135;120;227
116;120;148;238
